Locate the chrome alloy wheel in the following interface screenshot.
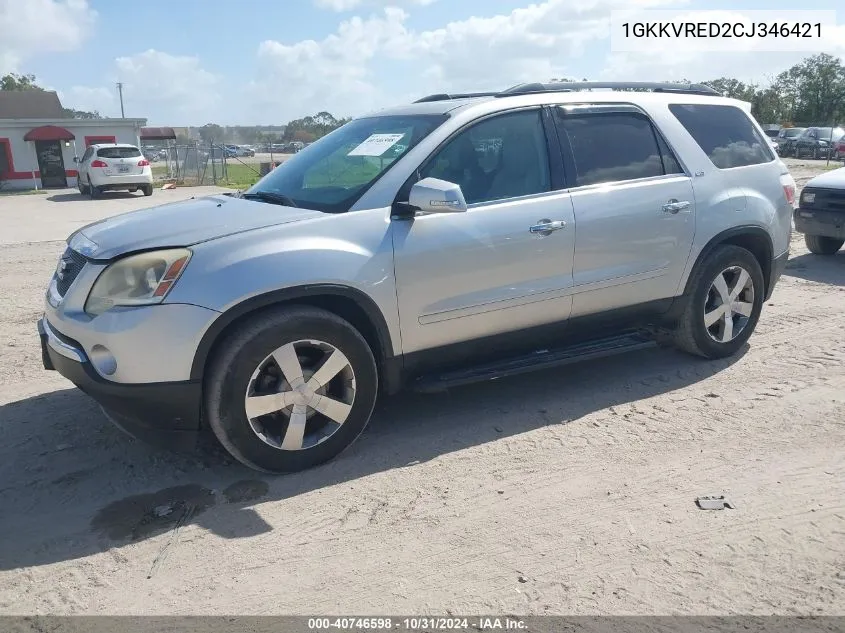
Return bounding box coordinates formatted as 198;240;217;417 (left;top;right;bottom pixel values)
244;340;356;451
703;266;755;344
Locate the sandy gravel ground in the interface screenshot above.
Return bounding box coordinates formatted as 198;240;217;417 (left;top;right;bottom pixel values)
0;160;843;615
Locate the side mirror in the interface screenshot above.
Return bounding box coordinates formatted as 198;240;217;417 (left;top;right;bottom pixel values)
407;177;468;215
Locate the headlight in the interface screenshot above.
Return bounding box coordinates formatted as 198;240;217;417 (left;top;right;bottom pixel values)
802;191;816;204
85;248;191;316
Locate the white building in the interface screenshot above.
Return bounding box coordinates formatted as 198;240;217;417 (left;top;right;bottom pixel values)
0;90;147;190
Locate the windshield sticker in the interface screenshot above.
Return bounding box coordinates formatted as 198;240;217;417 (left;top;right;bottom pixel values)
347;133;406;157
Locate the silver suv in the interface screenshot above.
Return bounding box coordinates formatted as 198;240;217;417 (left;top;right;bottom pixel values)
38;82;795;473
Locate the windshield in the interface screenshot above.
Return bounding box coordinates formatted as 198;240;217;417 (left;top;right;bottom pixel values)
816;127;844;140
246;114;448;213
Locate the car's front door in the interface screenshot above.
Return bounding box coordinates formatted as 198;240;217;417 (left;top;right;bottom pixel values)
551;106;696;318
392;108;576;357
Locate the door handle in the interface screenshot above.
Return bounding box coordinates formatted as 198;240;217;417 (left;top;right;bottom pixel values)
662;199;691;214
529;219;567;236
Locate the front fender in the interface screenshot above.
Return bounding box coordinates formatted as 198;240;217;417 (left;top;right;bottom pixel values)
164;206;401;357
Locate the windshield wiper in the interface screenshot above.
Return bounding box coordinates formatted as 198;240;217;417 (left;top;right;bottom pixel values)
240;191;298;208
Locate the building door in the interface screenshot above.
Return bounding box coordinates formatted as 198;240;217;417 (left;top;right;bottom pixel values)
35;140;67;188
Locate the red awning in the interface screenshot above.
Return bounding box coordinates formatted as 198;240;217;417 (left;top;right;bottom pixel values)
23;125;75;142
140;126;176;140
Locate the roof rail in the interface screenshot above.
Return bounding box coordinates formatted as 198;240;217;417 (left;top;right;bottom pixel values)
414;92;500;103
497;81;720;97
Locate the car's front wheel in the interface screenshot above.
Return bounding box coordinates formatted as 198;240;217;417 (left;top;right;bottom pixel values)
805;234;844;255
204;306;378;473
671;245;765;359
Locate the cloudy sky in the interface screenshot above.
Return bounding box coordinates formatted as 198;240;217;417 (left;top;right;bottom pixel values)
1;0;843;126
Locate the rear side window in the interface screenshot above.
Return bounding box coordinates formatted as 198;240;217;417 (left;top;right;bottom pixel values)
97;147;141;159
556;111;683;187
669;104;773;169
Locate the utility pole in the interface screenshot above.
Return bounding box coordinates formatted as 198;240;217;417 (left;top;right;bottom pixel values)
116;82;125;118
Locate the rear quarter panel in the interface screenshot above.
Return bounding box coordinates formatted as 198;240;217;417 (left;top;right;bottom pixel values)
648;100;789;295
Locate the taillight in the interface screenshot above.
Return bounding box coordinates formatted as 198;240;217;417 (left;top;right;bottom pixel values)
783;184;796;206
138;159;150;167
90;159;107;168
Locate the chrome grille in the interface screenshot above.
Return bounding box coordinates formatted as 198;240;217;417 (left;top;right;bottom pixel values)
55;247;88;296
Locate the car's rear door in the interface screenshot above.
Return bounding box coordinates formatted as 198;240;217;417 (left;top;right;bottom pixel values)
551;105;697;318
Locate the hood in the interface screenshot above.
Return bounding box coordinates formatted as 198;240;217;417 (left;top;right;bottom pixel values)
805;167;845;190
70;194;324;260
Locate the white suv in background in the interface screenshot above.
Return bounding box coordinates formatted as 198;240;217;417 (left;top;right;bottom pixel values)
76;143;154;198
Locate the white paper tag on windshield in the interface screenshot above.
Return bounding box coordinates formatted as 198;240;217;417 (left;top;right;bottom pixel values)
348;133;405;157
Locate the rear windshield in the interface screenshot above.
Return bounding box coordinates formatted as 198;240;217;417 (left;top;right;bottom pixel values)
97;147;141;159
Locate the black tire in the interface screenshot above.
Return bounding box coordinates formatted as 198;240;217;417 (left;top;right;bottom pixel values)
129;187;138;193
77;179;88;195
204;306;378;473
89;183;100;199
805;234;844;255
142;185;153;196
671;245;765;359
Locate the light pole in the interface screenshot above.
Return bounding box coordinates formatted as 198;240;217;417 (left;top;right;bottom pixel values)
116;82;125;118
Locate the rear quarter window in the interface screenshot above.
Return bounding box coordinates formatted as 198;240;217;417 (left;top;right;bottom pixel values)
97;147;141;159
669;104;774;169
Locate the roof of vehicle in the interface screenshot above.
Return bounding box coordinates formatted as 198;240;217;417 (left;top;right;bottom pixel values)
362;82;750;119
91;143;140;149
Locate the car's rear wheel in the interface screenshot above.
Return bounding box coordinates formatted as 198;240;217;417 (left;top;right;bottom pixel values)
204;306;378;473
805;234;844;255
77;178;88;195
141;185;153;196
88;182;100;199
671;245;764;359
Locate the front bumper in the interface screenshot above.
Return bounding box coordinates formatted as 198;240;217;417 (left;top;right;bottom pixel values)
39;317;202;450
794;208;845;240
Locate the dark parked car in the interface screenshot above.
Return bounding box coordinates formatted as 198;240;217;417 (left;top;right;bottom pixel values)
832;136;845;161
775;127;805;157
792;126;845;159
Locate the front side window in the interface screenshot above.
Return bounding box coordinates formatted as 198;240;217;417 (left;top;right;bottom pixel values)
248;114;447;213
556;111;678;187
419;109;551;205
669;104;774;169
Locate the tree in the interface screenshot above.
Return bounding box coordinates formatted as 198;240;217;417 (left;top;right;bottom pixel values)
198;123;224;143
702;77;757;102
62;108;103;119
787;53;845;124
283;112;349;142
0;72;42;91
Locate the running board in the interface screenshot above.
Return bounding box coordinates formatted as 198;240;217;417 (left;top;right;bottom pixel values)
412;331;656;393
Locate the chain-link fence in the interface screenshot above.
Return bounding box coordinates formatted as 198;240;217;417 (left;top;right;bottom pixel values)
148;142;268;189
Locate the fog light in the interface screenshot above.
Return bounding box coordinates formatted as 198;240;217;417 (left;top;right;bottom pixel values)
89;344;117;376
